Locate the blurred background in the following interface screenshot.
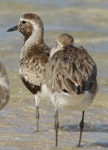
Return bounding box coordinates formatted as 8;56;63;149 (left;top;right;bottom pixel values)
0;0;108;149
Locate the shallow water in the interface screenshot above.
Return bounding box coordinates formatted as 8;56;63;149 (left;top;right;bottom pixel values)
0;0;108;149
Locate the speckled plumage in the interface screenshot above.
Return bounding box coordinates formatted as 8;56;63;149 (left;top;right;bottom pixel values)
0;62;10;110
7;13;50;131
18;14;50;93
20;42;50;94
47;33;97;110
46;33;98;146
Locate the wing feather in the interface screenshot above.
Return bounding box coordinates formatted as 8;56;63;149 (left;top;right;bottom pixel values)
46;45;97;95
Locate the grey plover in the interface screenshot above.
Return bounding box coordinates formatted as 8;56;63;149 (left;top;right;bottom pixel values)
0;62;10;110
46;33;98;146
7;13;50;132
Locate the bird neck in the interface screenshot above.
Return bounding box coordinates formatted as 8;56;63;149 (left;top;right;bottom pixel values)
24;26;44;47
20;27;45;60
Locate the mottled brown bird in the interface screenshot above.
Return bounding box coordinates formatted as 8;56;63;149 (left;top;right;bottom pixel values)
7;13;50;132
46;33;98;146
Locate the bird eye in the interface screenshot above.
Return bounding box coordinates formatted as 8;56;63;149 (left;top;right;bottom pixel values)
22;21;26;24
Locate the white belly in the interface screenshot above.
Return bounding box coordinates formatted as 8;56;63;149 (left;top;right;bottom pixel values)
37;84;49;101
48;90;95;111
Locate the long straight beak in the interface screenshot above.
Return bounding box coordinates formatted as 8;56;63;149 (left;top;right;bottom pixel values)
7;25;18;32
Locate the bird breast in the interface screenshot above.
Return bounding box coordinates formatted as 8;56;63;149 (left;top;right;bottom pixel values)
19;56;46;86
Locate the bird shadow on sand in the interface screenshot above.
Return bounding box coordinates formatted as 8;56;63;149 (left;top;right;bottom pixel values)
60;123;108;133
60;123;108;148
92;141;108;148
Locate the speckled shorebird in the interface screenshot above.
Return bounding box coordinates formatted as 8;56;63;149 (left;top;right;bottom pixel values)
0;62;10;110
7;13;50;132
46;33;98;146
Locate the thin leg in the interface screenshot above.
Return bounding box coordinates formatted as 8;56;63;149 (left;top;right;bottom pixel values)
77;111;85;147
55;109;59;146
54;108;57;129
34;95;40;132
35;105;39;132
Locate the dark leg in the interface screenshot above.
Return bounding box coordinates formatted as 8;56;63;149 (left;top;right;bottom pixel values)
77;111;85;147
35;106;40;132
55;109;59;146
34;95;40;132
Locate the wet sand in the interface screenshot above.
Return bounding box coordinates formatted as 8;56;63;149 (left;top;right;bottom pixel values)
0;96;108;150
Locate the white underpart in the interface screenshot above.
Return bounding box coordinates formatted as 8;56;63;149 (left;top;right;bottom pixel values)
47;88;98;111
34;84;49;107
19;67;22;75
34;94;40;107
